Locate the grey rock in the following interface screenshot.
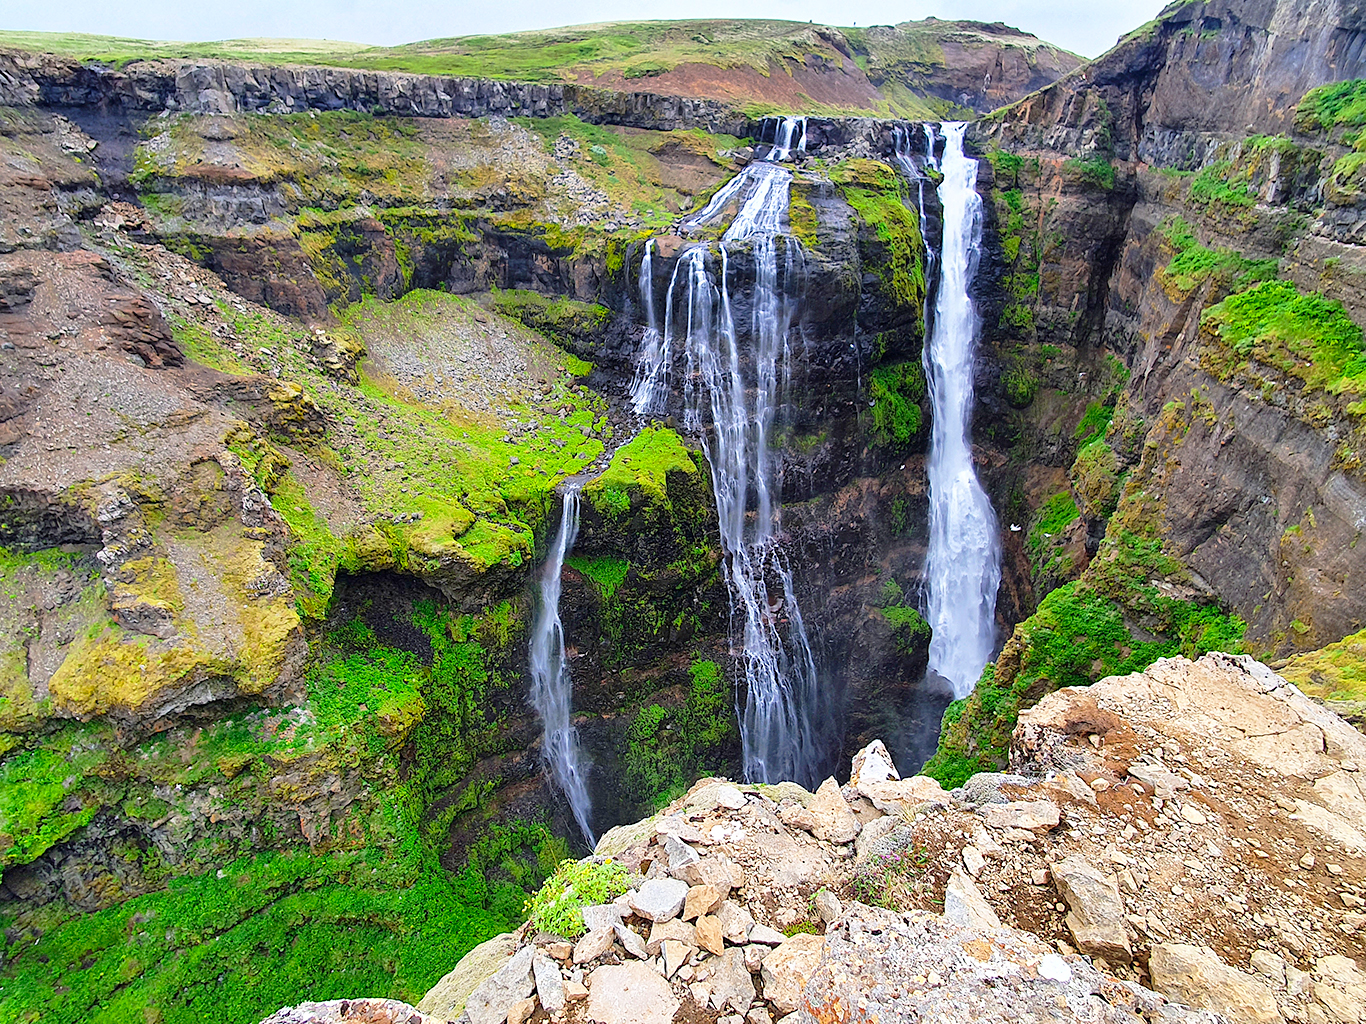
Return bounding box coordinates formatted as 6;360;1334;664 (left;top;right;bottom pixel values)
460;945;535;1024
532;952;566;1014
952;772;1034;806
686;782;747;811
582;903;626;934
943;869;1002;930
630;877;690;923
573;927;616;965
585;962;681;1024
1052;854;1132;964
747;923;787;946
808;777;860;844
615;923;649;959
980;799;1060;832
664;835;700;878
708;948;757;1012
716;900;755;944
814;889;842;925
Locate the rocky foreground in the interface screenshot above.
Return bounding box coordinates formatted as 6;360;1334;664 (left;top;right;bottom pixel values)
262;654;1366;1024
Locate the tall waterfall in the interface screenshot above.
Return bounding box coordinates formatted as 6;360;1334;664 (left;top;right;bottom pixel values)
921;123;1002;698
528;484;595;845
629;117;825;787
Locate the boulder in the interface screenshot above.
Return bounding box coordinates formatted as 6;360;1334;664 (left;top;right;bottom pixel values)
662;938;691;978
507;998;535;1024
574;928;616;965
460;945;535;1024
1052;854;1132;963
981;800;1060;832
683;883;723;920
708;948;756;1012
664;834;701;878
857;776;949;816
586;962;681;1024
418;932;519;1020
614;923;649;959
1148;943;1284;1023
678;853;744;897
532;952;566;1014
759;933;826;1014
629;878;689;922
582;903;626;933
695;914;725;956
814;889;842;925
943;869;1002;930
747;923;786;946
808;777;860;844
849;739;900;787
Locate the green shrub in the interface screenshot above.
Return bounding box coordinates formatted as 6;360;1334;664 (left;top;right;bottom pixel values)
1003;367;1038;408
1063;156;1115;190
1296;79;1366;132
524;858;630;939
868;361;925;447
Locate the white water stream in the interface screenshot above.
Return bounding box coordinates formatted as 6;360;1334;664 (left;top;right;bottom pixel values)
629;117;824;786
528;484;595;844
920;123;1002;698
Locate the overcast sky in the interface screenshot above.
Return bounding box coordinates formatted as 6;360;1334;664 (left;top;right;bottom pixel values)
5;0;1169;60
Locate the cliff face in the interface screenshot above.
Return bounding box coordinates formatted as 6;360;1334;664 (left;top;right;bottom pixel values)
929;0;1366;782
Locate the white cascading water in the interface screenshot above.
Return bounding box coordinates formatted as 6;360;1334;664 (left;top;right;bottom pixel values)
528;484;595;845
629;117;824;786
921;122;1002;698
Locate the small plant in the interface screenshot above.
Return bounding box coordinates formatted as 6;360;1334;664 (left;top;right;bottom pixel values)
1003;367;1038;408
524;858;630;939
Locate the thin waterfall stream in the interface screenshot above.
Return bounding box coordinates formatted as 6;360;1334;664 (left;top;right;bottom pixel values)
630;117;825;788
528;483;595;845
920;122;1002;698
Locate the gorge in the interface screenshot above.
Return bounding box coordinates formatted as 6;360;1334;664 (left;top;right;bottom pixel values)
0;2;1365;1021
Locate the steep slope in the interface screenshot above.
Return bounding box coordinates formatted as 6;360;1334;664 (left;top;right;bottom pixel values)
928;0;1366;783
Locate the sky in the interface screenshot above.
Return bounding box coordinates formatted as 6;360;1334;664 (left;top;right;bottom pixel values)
3;0;1169;60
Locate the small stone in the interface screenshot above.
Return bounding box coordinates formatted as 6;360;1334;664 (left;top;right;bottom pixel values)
688;982;711;1006
533;952;566;1014
546;941;573;961
686;782;747;812
506;996;535;1024
574;928;615;965
1090;778;1111;792
1298;852;1315;869
695;915;725;956
565;981;588;1002
663;938;691;978
943;869;1002;929
582;904;625;933
646;918;696;956
631;878;690;923
1180;804;1208;826
684;884;723;920
747;1008;774;1024
615;923;649;959
814;889;842;925
1327;863;1343;875
743;943;766;973
665;835;701;878
807;777;860;844
746;924;786;946
1052;854;1131;963
962;845;987;879
709;949;757;1012
716;901;755;945
1031;868;1050;886
981;800;1060;831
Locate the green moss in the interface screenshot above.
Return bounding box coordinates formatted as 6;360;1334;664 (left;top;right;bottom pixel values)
787;186;820;248
1071;439;1123;520
585;426;696;516
489;289;611;353
1188;161;1255;208
882;605;931;655
621;658;736;809
1073;401;1115;446
1003;367;1039;408
1159;216;1278;294
1202;280;1366;398
1296;79;1366;132
566;555;629;604
867;361;925;448
1279;628;1366;702
832;159;926;313
1062;156;1115;191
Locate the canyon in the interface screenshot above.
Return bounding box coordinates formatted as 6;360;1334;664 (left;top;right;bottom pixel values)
0;1;1364;1021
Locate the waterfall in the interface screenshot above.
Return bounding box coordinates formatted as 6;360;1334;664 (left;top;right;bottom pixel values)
627;116;825;786
528;484;595;845
921;122;1002;698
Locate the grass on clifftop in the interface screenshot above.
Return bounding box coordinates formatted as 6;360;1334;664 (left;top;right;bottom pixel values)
1278;628;1366;703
